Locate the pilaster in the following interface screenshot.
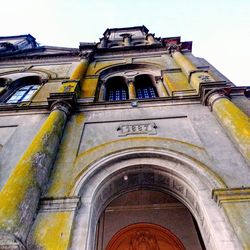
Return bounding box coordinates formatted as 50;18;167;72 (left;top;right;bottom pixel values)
0;101;70;246
0;56;89;248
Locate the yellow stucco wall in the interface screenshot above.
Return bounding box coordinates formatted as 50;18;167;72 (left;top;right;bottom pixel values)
163;72;193;95
30;211;74;250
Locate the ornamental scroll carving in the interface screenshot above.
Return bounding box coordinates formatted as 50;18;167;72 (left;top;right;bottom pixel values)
129;230;160;250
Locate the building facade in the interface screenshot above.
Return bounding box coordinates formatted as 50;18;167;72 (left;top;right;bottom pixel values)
0;26;249;250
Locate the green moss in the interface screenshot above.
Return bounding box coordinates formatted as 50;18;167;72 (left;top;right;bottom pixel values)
0;110;67;233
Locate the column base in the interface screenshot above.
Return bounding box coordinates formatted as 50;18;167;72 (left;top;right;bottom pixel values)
0;232;26;250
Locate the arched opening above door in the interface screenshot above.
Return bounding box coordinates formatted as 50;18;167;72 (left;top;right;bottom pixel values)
97;190;203;250
106;223;185;250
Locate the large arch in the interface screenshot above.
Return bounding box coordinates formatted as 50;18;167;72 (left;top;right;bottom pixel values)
97;63;163;78
69;148;241;250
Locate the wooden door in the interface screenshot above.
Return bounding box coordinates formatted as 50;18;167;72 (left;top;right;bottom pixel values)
106;223;185;250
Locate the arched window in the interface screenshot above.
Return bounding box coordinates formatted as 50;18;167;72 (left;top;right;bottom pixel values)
134;74;158;99
106;76;128;101
6;85;39;104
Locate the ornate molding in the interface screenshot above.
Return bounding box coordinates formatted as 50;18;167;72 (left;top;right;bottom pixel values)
166;43;182;54
206;91;230;110
188;69;209;83
79;50;94;61
212;187;250;206
48;92;77;115
39;197;81;212
200;83;231;106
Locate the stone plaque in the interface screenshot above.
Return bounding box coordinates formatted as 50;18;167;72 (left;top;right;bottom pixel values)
117;122;157;137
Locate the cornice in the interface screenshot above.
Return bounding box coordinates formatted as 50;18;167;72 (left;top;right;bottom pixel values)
0;95;201;114
212;187;250;206
0;55;80;66
0;51;79;63
39;197;81;213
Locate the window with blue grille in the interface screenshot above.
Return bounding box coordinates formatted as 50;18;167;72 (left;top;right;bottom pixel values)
106;77;128;101
6;85;39;104
135;74;158;99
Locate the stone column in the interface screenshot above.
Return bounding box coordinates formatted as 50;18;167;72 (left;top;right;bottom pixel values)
70;58;89;80
58;56;90;101
172;50;215;91
0;101;71;248
208;92;250;164
128;79;136;99
155;77;168;97
0;56;89;248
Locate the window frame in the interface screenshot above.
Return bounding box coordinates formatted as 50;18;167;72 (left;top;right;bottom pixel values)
6;84;40;104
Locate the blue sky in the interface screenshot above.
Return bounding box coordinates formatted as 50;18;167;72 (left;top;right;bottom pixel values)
1;0;249;86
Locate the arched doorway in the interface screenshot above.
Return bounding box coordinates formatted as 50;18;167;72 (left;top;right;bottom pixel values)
70;147;240;250
97;189;203;250
106;223;185;250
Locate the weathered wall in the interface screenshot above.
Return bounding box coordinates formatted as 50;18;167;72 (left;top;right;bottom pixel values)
0;113;48;188
0;34;249;249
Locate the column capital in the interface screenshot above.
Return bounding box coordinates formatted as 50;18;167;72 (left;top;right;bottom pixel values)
205;89;230;109
166;43;182;54
51;100;72;116
79;51;94;61
127;78;135;84
47;92;77;116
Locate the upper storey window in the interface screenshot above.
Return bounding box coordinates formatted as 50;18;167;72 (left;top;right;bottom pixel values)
106;76;128;101
6;85;39;104
134;75;158;99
